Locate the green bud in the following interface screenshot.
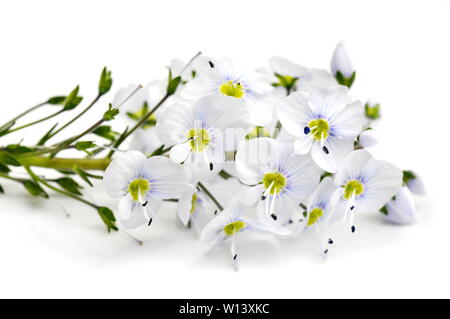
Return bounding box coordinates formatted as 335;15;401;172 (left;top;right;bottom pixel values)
365;102;380;120
99;67;113;95
97;206;118;232
103;103;119;121
402;170;416;185
379;205;388;215
166;69;182;95
335;71;356;88
64;86;83;110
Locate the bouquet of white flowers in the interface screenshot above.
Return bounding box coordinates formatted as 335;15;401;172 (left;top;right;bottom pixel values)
0;43;425;269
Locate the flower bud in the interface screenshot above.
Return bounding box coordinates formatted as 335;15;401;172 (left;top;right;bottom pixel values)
359;128;378;148
331;42;355;88
383;186;416;225
403;170;426;195
365;100;381;120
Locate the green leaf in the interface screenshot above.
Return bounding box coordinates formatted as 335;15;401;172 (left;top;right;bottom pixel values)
73;166;93;187
63;86;83;110
0;183;3;194
166;69;181;95
92;125;119;142
55;177;83;195
0;153;21;167
37;123;59;145
5;144;35;154
0;163;11;173
23;180;48;198
97;207;118;232
47;96;67;105
75;141;96;155
0;121;16;136
150;144;166;156
103;103;119;121
99;67;113;95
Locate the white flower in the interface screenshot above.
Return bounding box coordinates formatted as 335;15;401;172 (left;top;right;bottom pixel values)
201;203;290;269
331;41;355;79
301;177;338;255
156;95;248;180
277;85;363;172
403;170;426;195
359;128;378;148
234;137;321;224
383;186;416;225
332;150;403;233
103;151;191;229
181;58;274;126
177;186;216;233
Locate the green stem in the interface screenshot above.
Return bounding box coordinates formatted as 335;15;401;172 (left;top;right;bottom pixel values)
108;93;171;158
46;94;102;143
197;181;224;211
18;156;111;171
0;101;47;131
24;166;98;209
1;109;65;136
0;173;27;183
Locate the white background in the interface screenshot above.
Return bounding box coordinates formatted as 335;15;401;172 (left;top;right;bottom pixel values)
0;0;449;298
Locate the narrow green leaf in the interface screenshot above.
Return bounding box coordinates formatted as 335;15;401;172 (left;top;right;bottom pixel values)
23;180;41;196
75;141;96;155
0;121;16;136
73;166;93;187
97;206;118;232
92;125;118;141
166;69;181;95
0;153;21;167
37;123;59;145
55;177;83;195
0;163;11;173
47;96;67;105
5;144;35;154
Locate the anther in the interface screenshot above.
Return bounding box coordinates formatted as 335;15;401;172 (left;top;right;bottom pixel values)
148;218;153;227
271;214;278;221
324;249;328;254
233;254;237;260
304;127;311;134
208;61;215;68
351;225;356;233
322;146;329;154
328;238;334;245
142;201;148;207
261;194;266;201
214;210;218;215
209;163;213;171
350;205;355;210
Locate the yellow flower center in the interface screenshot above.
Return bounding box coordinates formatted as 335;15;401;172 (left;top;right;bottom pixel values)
343;180;364;199
307;207;323;226
223;220;246;236
187;128;210;152
190;193;198;214
219;81;245;98
128;178;150;201
262;172;287;195
307;118;330;141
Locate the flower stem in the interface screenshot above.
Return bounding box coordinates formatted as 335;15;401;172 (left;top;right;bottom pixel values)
107;93;171;158
45;94;102;143
1;109;65;136
0;101;47;131
18;156;111;171
24;166;99;209
197;181;224;211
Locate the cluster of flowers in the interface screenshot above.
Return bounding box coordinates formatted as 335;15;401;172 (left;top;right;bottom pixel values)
104;43;425;269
